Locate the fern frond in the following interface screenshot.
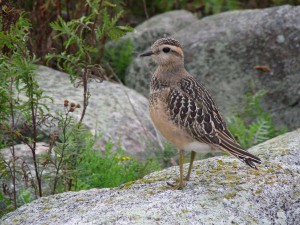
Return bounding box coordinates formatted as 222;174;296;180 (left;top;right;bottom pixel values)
112;10;123;25
249;118;271;145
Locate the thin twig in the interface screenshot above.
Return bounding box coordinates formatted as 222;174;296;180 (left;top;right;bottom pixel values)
142;0;149;19
9;77;17;209
79;0;104;124
105;62;163;150
91;0;104;46
28;76;42;197
52;110;71;194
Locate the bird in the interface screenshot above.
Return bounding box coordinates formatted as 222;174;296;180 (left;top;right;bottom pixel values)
140;37;261;189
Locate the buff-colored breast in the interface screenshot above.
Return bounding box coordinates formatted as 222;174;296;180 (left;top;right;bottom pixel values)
149;89;194;150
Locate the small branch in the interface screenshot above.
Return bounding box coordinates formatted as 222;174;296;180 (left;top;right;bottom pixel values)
79;0;104;124
79;57;89;124
105;62;163;150
9;77;17;209
56;0;62;17
90;0;104;46
142;0;149;19
28;77;42;198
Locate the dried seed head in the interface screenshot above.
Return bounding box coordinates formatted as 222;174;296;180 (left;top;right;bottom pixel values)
69;107;75;112
64;100;69;107
70;102;76;107
76;104;81;108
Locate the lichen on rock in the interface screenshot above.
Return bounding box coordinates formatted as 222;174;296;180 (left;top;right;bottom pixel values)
1;129;300;224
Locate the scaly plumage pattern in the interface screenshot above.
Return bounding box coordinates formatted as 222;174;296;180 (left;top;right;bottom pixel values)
168;77;261;168
141;37;261;189
152;38;182;49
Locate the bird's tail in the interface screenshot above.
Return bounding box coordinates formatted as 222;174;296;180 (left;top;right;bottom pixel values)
218;132;261;169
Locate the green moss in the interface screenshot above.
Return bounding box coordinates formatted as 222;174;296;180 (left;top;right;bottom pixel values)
216;165;225;171
42;206;52;211
266;168;275;173
227;180;243;187
157;185;170;191
209;165;225;173
224;192;237;199
121;176;165;190
225;174;238;180
13;218;21;223
275;164;283;170
41;198;50;203
181;209;189;213
265;180;275;185
121;181;135;189
255;189;262;194
250;170;262;176
143;179;158;183
217;159;225;165
292;192;300;200
147;190;156;195
232;164;238;169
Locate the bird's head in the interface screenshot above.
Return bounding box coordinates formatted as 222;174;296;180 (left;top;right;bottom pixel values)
140;38;184;67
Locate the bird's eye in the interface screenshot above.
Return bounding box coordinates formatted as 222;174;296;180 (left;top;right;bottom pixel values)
162;47;170;53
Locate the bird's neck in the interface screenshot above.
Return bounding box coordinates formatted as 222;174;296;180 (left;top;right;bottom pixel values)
150;63;187;93
156;62;185;74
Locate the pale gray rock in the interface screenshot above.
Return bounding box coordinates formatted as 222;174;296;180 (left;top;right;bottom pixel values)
2;129;300;224
126;5;300;130
105;10;197;88
109;10;197;52
29;66;161;158
0;142;55;195
1;142;49;162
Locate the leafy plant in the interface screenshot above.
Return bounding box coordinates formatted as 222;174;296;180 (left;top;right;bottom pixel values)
17;188;33;205
204;0;239;14
153;0;188;12
47;0;133;122
0;190;14;217
74;139;160;190
227;90;286;149
45;100;85;194
0;0;134;216
0;9;52;207
104;40;134;83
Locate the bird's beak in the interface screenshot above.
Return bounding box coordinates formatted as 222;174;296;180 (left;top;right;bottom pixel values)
140;50;154;57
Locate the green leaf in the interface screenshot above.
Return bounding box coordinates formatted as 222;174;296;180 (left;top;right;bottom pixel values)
103;1;117;7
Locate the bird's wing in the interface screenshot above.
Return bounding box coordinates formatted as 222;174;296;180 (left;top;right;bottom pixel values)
167;76;261;168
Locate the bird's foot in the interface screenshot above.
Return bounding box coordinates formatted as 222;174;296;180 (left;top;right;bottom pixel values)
166;179;186;190
184;176;191;181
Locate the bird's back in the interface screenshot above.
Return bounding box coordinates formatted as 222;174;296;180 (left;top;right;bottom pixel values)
143;36;261;169
150;71;261;168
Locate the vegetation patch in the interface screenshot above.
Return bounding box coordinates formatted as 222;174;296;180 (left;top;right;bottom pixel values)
224;192;237;199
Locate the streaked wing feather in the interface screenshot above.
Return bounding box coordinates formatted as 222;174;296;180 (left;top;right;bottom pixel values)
167;76;261;167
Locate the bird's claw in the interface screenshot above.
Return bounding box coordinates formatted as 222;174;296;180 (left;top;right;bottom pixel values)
166;180;186;190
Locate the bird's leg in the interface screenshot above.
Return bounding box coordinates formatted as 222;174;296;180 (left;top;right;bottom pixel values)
167;149;186;189
185;151;196;181
178;149;185;189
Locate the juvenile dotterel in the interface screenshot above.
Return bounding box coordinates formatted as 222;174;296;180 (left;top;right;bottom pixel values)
140;37;261;189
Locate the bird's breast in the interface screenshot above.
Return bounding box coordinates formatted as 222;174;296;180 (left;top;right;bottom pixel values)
149;91;194;150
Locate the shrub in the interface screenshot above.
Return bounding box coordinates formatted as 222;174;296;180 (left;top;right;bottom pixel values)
227;89;286;149
74;139;160;190
104;40;134;83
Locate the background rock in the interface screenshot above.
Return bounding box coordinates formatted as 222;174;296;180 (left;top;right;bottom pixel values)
108;10;197;52
126;5;300;130
0;142;55;195
1;143;49;162
2;129;300;225
30;66;161;159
